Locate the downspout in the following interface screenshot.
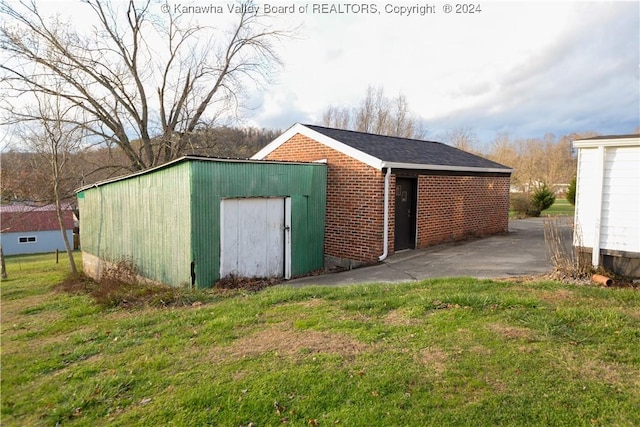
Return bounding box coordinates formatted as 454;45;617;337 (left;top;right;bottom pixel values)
379;164;391;261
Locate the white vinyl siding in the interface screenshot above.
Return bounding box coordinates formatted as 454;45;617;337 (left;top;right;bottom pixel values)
574;148;598;247
574;138;640;264
600;146;640;252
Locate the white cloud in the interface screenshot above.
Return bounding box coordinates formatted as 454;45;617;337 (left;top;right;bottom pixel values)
248;1;639;141
8;1;638;143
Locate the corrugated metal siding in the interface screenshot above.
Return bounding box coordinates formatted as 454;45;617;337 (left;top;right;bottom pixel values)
78;162;192;286
291;164;327;275
601;146;640;252
190;160;326;287
78;158;326;289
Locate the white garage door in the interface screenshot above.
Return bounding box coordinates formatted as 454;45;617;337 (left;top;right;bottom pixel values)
220;198;291;279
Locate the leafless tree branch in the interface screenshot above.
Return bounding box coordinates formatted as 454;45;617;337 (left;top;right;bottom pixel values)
323;85;426;139
1;0;289;170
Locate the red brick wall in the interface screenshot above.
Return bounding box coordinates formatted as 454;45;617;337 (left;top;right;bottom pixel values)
265;133;385;263
265;133;510;264
415;174;510;248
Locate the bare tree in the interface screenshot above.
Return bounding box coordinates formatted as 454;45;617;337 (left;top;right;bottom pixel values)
16;92;85;275
323;85;426;139
0;151;39;203
391;93;421;139
0;0;288;171
443;126;478;153
488;132;516;164
322;106;351;131
355;86;388;134
486;132;585;193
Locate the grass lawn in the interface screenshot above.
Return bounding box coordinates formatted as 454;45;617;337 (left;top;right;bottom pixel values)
510;196;575;218
2;253;639;426
543;197;575;217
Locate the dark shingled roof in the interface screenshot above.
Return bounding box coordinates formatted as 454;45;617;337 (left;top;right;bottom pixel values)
304;124;511;171
577;134;640;141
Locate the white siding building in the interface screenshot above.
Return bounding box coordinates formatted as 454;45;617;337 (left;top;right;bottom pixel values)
573;135;640;277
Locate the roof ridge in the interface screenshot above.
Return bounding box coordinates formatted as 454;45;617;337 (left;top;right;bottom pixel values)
302;123;442;145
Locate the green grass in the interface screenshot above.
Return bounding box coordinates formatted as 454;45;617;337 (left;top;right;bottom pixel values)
2;254;639;426
543;197;575;217
510;196;575;218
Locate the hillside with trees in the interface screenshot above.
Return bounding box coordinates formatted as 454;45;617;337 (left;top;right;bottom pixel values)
1;126;280;206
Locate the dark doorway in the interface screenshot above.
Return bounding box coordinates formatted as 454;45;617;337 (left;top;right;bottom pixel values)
394;178;417;251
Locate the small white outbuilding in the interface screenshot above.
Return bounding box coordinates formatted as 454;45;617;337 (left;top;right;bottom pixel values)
573;134;640;278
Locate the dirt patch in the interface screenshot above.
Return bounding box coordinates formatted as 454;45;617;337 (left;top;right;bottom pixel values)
211;322;370;361
498;275;548;284
417;347;448;375
538;271;639;289
295;298;326;308
621;307;640;321
383;309;421;326
535;289;575;304
261;299;332;323
559;351;637;387
214;275;282;292
487;323;537;340
485;375;508;393
269;299;327;311
469;345;493;356
1;293;62;325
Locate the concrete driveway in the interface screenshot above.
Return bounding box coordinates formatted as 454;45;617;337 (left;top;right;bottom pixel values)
287;218;553;286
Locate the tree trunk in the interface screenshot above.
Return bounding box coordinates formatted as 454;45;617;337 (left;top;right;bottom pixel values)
53;169;78;276
1;246;7;279
54;201;78;276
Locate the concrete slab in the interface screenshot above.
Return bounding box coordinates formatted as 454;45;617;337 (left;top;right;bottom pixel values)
287;218;554;286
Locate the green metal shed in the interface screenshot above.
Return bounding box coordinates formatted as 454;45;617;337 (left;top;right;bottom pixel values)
76;156;326;288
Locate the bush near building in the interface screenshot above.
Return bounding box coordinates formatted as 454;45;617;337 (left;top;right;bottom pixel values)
510;184;558;218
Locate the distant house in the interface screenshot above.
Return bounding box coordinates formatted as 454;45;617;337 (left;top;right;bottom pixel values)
0;204;76;255
573;134;640;277
253;124;513;268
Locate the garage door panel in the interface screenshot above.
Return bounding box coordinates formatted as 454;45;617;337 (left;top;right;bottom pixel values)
221;198;285;278
266;198;285;275
220;199;239;276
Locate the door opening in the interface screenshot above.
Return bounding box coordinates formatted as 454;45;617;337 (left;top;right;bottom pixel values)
394;178;417;251
220;197;291;279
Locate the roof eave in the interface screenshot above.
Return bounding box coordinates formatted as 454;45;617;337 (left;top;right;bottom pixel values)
75;156;189;193
573;136;640;148
252;123;384;169
75;154;324;193
383;162;513;174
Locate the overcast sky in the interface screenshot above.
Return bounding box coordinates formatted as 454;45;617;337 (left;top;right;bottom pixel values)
4;1;639;148
242;1;639;144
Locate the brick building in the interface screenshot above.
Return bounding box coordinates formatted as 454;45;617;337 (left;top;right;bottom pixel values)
253;124;512;268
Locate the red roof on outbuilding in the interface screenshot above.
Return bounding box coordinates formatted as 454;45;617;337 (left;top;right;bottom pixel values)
0;205;75;233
